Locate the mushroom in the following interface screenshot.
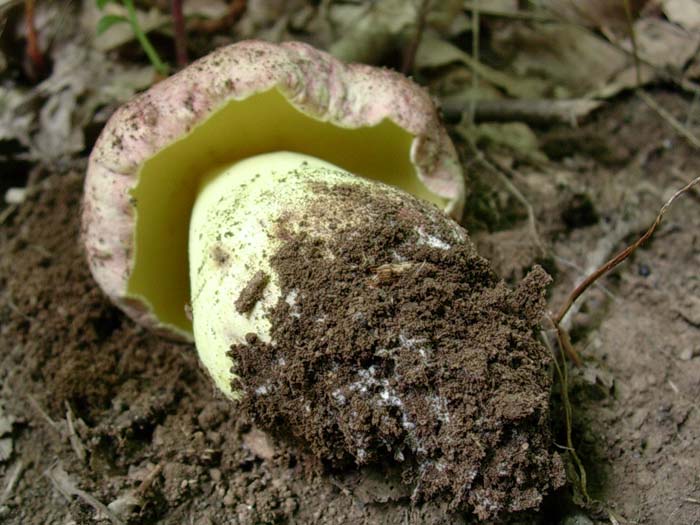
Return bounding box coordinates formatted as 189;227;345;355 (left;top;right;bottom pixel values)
83;40;465;398
84;41;566;517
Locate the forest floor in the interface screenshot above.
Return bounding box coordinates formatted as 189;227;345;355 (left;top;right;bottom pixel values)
2;1;700;524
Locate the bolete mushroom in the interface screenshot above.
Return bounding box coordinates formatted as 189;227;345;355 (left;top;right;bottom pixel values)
83;40;464;397
84;40;564;518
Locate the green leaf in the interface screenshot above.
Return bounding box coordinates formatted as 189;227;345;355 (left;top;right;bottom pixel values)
95;0;118;9
96;14;128;35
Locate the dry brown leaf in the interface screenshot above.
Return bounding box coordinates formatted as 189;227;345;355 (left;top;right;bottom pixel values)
630;17;700;69
327;0;465;65
416;31;545;98
29;41;154;162
328;0;418;63
663;0;700;31
491;22;628;97
541;0;650;30
0;87;34;147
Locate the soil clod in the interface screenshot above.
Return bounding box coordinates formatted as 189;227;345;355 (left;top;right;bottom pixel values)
235;270;270;314
231;181;565;520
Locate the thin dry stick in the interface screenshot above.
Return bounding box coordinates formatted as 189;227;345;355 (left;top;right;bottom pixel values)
24;0;44;77
27;394;61;432
463;1;551;21
65;402;87;463
171;0;188;67
554;174;700;326
468;0;480;124
545;332;589;501
684;91;700;128
638;91;700;150
554;321;582;366
135;463;163;497
442;98;602;127
552;255;616;301
0;204;17;226
401;0;431;75
46;464;125;525
623;0;641;87
466;142;546;257
0;461;24;505
493;162;545;257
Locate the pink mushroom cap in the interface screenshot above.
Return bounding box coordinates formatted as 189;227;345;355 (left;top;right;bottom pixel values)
83;40;466;340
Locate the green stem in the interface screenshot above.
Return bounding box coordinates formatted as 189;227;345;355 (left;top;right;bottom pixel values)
123;0;169;75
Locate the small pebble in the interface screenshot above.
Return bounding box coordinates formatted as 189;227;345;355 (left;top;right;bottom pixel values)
678;348;698;361
223;488;236;507
4;188;26;205
107;493;140;518
562;512;594;525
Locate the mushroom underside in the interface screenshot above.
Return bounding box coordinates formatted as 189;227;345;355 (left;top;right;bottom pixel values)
127;88;446;336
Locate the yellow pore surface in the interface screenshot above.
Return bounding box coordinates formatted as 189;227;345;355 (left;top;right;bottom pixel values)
127;88;445;336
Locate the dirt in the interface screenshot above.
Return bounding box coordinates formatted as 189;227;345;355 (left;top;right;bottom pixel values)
1;92;700;525
553;92;700;524
474;91;700;524
232;181;564;521
0;174;465;525
235;271;271;315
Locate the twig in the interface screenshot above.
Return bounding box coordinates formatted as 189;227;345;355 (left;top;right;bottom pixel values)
135;463;163;497
328;475;353;497
46;464;125;525
554;321;582;366
622;0;641;87
672;168;700;201
542;332;588;497
24;0;45;79
27;395;61;432
4;297;30;320
557;197;651;332
465;141;546;257
638;90;700;150
554;174;700;326
552;255;616;301
442;98;603;127
492;159;545;257
684;91;700;129
65;402;87;464
463;1;552;21
0;461;24;505
552;334;588;500
401;0;431;75
0;204;17;226
468;0;480;124
171;0;188;67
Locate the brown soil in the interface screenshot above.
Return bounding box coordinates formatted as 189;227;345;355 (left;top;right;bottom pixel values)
233;181;564;520
0;171;561;525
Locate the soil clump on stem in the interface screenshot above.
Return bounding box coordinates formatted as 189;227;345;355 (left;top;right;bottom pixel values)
233;182;565;520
